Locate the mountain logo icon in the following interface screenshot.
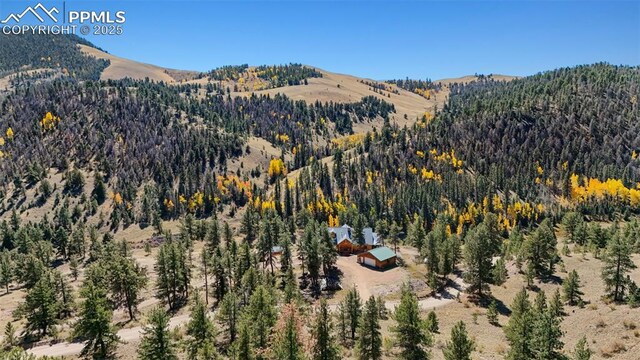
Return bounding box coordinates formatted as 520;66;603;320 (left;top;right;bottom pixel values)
1;3;59;24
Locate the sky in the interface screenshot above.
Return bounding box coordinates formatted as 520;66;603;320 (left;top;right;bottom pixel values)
2;0;639;80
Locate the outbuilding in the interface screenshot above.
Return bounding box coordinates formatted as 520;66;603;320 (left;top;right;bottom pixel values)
357;246;397;269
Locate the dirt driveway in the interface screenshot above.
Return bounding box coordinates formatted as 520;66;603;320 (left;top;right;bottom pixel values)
336;254;408;300
335;253;466;312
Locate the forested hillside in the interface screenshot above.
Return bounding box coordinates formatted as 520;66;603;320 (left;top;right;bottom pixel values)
204;63;323;91
433;64;640;213
0;35;396;225
0;34;109;80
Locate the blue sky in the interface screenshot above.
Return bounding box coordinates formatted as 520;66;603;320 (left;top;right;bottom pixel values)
3;1;639;79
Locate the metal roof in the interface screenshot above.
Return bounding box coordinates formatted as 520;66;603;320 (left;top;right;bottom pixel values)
328;225;379;246
366;246;396;261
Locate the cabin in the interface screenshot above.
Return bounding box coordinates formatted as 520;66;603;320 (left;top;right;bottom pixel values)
357;246;397;269
270;245;283;256
328;224;380;255
262;245;283;262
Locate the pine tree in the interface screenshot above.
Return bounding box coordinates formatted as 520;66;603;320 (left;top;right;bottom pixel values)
442;321;475;360
200;249;211;305
407;216;426;251
0;251;13;293
70;256;80;281
505;288;533;360
218;290;240;342
22;272;59;338
305;229;322;292
4;321;16;348
319;227;337;276
376;295;387;320
492;257;508;285
237;242;252;283
424;223;445;276
563;269;584;306
463;224;494;297
73;282;120;359
186;295;218;359
487;299;499;325
627;278;639;308
534;291;547;313
388;221;402;254
283;266;299;304
280;238;292;273
233;321;254;360
212;246;228;303
258;211;280;275
549;288;563;317
284;179;294;219
245;285;276;352
356;296;382;360
425;311;439;333
109;255;148;320
562;212;583;243
336;300;348;345
155;241;189;310
602;232;636;302
524;261;536;289
206;219;221;251
353;215;366;246
271;303;305;360
345;287;362;341
572;336;591;360
312;299;340;360
239;206;256;245
523;219;558;278
530;309;564;359
52;270;75;319
17;253;46;289
137;307;178;360
92;173;107;205
393;285;432;359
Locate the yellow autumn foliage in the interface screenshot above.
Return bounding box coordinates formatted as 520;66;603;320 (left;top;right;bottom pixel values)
164;198;175;211
40;112;60;131
420;168;442;182
332;134;366;149
569;174;640;207
188;191;205;212
268;158;287;179
431;149;463;168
